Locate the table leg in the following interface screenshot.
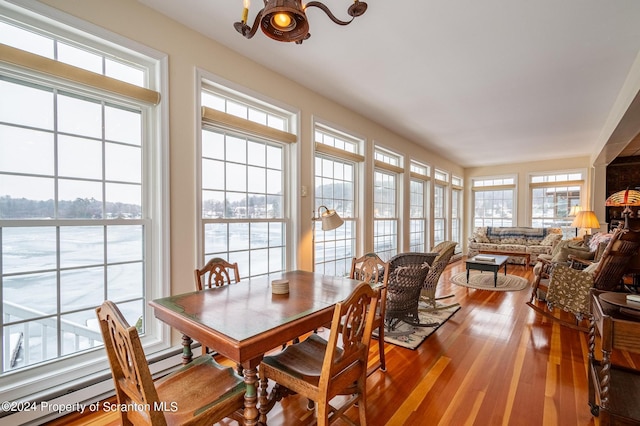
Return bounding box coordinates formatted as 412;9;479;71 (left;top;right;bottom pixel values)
181;334;193;365
494;270;498;287
466;266;470;283
242;367;260;425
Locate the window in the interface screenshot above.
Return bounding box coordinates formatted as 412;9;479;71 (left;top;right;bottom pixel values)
374;147;403;261
433;169;449;246
200;82;295;279
472;176;516;227
409;161;430;252
0;5;165;399
313;124;360;276
451;176;463;251
530;171;584;238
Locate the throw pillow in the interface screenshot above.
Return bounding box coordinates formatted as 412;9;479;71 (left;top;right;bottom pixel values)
551;244;592;263
473;227;490;243
583;261;599;275
541;232;563;246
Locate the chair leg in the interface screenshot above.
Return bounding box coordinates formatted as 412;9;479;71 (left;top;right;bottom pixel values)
378;331;386;372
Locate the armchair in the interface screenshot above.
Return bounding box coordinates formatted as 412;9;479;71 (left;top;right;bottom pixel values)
528;226;640;331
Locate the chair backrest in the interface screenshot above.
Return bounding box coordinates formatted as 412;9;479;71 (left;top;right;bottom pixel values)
593;227;640;290
194;257;240;291
386;253;431;315
96;301;166;426
424;241;457;290
318;282;378;399
350;252;389;287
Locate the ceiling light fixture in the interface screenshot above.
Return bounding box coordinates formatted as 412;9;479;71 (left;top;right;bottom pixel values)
234;0;368;44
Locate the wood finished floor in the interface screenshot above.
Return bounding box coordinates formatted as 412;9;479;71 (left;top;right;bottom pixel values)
49;258;636;426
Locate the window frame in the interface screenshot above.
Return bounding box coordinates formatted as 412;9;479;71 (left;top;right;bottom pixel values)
197;71;299;278
373;146;403;261
471;175;517;228
0;1;169;403
312;122;361;276
529;170;585;237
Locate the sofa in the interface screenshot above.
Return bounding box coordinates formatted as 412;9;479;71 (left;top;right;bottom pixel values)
467;226;563;265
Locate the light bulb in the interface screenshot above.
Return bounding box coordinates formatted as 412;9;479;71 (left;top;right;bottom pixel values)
272;13;292;29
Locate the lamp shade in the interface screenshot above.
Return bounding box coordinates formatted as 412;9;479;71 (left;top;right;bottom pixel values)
570;210;600;229
569;205;582;216
316;205;344;231
605;189;640;207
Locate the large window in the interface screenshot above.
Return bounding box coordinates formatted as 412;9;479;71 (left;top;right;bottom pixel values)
472;176;516;227
451;176;463;251
433;169;449;246
374;148;402;261
0;5;165;400
530;171;584;237
200;84;295;279
409;161;430;252
313;124;361;276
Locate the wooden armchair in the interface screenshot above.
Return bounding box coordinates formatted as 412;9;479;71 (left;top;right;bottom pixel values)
259;282;378;425
385;253;435;335
420;241;458;311
528;226;640;331
350;252;390;375
194;257;240;291
95;301;245;426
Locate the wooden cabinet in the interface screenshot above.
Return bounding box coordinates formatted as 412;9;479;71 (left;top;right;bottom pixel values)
589;290;640;425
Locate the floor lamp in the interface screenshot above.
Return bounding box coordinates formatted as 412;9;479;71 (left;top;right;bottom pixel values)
568;205;582;236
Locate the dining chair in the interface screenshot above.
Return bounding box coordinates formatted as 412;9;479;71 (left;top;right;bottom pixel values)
259;282;378;425
95;300;245;426
349;252;389;375
194;257;241;358
194;257;240;291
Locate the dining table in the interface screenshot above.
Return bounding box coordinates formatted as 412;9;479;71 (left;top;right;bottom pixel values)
149;270;365;426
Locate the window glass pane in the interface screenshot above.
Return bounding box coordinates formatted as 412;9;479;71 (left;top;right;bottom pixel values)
2;227;57;273
105;182;141;216
59;226;104;268
58;180;103;219
57;42;102;73
105;59;145;87
0;78;54;130
204;223;228;253
107;263;144;301
106;143;141;183
60;266;104;311
0;21;54;57
105;106;142;145
0;125;54;175
57;94;102;138
58;135;102;179
0;176;55;218
4;272;58;320
107;225;143;263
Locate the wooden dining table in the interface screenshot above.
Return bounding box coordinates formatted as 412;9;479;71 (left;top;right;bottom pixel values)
149;270;364;426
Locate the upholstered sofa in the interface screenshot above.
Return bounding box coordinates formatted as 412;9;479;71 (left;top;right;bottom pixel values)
467;226;563;265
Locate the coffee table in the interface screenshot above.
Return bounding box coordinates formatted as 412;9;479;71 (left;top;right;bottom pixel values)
466;254;509;287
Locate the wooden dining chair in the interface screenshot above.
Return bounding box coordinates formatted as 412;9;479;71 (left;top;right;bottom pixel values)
259;282;378;425
95;301;245;426
194;257;241;357
194;257;240;291
350;252;389;375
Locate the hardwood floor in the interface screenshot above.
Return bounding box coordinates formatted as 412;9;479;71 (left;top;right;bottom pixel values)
49;259;637;426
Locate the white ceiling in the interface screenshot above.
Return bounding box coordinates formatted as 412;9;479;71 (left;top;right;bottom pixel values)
138;0;640;167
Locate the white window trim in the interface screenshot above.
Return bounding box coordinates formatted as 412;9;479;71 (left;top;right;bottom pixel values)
0;0;170;407
196;68;300;273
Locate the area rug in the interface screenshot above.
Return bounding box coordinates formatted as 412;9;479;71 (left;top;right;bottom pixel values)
377;302;460;350
450;271;528;291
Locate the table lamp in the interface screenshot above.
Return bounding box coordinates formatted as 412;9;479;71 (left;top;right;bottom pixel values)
605;189;640;229
571;210;600;236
